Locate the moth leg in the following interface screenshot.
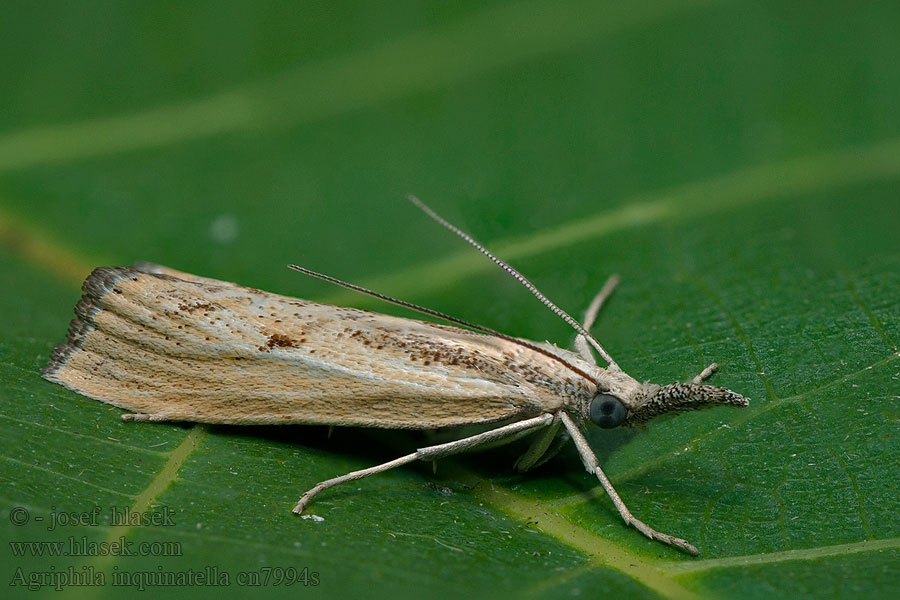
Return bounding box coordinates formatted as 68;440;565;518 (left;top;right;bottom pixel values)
525;429;572;471
514;417;562;472
574;274;620;365
558;412;700;555
448;420;551;454
293;413;554;514
121;413;172;422
692;362;719;384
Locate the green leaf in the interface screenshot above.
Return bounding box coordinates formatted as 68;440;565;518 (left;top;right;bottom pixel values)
1;2;898;599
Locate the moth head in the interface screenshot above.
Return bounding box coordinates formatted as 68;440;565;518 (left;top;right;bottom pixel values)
588;382;749;429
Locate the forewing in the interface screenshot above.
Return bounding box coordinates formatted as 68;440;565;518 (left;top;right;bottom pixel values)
44;266;592;428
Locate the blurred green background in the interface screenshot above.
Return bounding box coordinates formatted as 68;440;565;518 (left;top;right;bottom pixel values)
2;1;898;599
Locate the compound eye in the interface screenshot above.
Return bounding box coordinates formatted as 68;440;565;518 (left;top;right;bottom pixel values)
590;393;626;428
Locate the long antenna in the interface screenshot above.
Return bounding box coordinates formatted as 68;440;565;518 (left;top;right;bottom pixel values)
406;195;619;371
287;264;599;385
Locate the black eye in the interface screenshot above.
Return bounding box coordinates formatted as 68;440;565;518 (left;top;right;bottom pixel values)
590;393;626;428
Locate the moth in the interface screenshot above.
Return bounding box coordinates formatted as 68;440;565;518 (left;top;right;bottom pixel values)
43;196;748;555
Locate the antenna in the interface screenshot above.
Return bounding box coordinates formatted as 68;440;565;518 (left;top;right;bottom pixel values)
406;195;619;371
287;264;599;385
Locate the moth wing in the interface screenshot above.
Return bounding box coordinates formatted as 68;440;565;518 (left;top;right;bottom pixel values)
131;262;245;287
44;266;595;428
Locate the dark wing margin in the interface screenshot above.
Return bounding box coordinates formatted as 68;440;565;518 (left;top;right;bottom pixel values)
43;266;142;382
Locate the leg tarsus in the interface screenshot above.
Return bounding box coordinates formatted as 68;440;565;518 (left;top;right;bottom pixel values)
293;453;418;514
294;414;554;514
624;513;700;555
558;412;699;555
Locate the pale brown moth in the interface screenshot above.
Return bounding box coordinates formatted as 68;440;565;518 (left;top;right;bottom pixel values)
43;196;748;555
